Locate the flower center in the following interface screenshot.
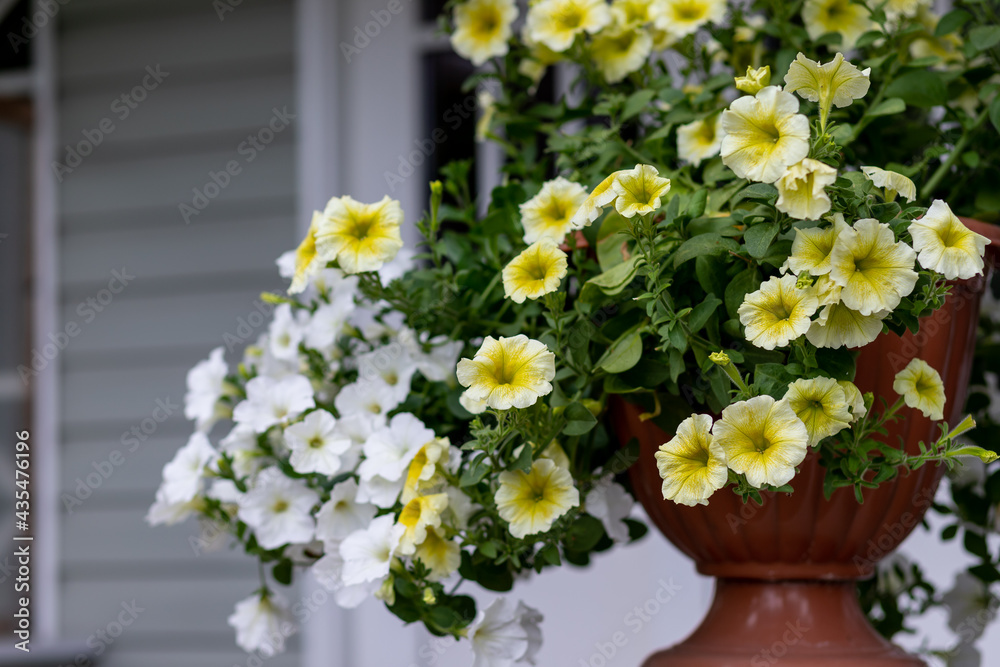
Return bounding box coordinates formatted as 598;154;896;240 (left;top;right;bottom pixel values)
937;223;965;249
384;371;399;386
308;436;325;449
675;1;706;21
556;7;583;30
476;10;499;36
272;499;289;513
349;215;375;241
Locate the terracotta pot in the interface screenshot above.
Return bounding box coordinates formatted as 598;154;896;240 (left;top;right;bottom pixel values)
612;219;1000;666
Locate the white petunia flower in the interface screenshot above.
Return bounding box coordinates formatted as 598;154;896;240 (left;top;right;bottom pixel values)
145;488;202;526
356;343;418;403
159;432;218;503
238;469;320;550
315;479;377;548
233;374;316;434
243;333;300;380
585;475;634;542
220;424;264;478
340;515;405;586
312;550;379;609
268;304;306;361
400;329;465;383
355;473;406;509
302;299;354;355
227;592;294;655
359;412;435;482
332;411;378;472
469;597;544;667
284;410;352;476
184;347;228;432
334;378;401;425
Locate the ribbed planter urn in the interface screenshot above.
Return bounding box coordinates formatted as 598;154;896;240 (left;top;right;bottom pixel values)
612;220;1000;666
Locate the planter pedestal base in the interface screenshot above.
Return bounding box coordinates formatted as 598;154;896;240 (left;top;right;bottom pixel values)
641;579;924;667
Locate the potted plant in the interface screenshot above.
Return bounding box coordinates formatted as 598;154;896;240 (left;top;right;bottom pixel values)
151;0;1000;664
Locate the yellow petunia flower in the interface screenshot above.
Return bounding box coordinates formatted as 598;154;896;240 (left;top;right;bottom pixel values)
677;116;722;167
451;0;519;66
289;212;322;295
502;240;569;304
784;216;848;276
414;527;461;580
713;396;809;488
839;380;867;422
456;335;556;410
590;23;653;83
495;458;580;538
776;159;838;221
720;86;811;184
893;358;946;421
316;195;404;274
654;0;726;39
884;0;930;22
861;166;917;203
398;493;450;555
738;274;819;350
570;170;628;228
784;52;871;130
611;163;671;218
801;0;873;50
806;301;887;349
525;0;612;53
402;437;451;504
520;176;589;244
909;200;990;280
654;413;728;506
783;377;853;446
829;218;918;316
734;65;771;95
611;0;666;26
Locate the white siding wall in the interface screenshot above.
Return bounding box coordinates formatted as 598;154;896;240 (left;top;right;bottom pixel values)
56;1;300;665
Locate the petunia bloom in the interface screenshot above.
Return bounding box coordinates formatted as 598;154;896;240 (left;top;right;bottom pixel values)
677;116;722;167
495;458;580;538
893;358;946;421
520;176;589;244
611;163;672;218
713;396;809;488
654;413;728;506
776;159;838;221
316;195;404;274
457;335;556;410
909;200;989;280
828;218;918;316
502;239;569;304
720;86;811;184
738;274;819;349
861;166;917;203
783;377;853;446
451;0;519;66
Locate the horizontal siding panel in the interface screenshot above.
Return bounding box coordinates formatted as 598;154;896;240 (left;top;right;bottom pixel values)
61;435;191;496
98;648;301;667
58;286;282;353
61;195;297;233
60;143;295;216
62;507;250;565
61;367;187;425
59;75;295;148
58;4;294;83
61;217;292;285
60;579;281;638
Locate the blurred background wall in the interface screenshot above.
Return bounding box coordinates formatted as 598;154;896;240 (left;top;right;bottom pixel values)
0;0;995;666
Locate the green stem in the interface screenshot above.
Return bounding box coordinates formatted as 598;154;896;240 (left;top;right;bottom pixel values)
922;108;989;200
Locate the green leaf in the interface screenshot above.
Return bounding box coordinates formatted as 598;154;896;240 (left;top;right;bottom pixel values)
460;453;491;487
990;96;1000;135
622;89;657;120
754;363;797;399
672;233;741;267
688;295;722;333
562;515;605;552
598;329;643;373
624;518;648;542
459;552;513;592
941;523;959;541
687;189;707;218
695;255;726;298
563;402;599;436
885;70;947;108
509;441;534;472
585;256;642;296
934;9;971;37
538;543;562;566
272;559;293;586
970;25;1000;52
867;97;906;117
724;267;761;319
744;223;779;259
427;605;463;632
814;347;856;381
731;183;778;207
964;530;990;559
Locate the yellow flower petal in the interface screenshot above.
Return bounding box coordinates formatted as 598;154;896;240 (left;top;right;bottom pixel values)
784;216;848;276
570;169;628;227
414;527;461;580
784;52;871;110
653;0;727;39
590;23;653;83
909;200;989;280
495;458;580;538
838;380;867;422
776;159;838;221
316;195;404;274
720;86;811;184
806;301;887;349
502;240;569;304
456;335;556;410
713;396;808;488
828;218;918;316
289;213;322;294
451;0;519;66
737;274;819;350
525;0;612;53
402;437;451;504
801;0;873;50
398;493;450;555
677;116;722;167
893;358;946;421
520;176;589;244
783;377;852;446
611;163;671;218
654;413;728;506
734;65;771;95
861;166;917;203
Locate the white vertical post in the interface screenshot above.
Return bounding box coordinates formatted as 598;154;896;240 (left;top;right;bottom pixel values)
31;0;60;644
